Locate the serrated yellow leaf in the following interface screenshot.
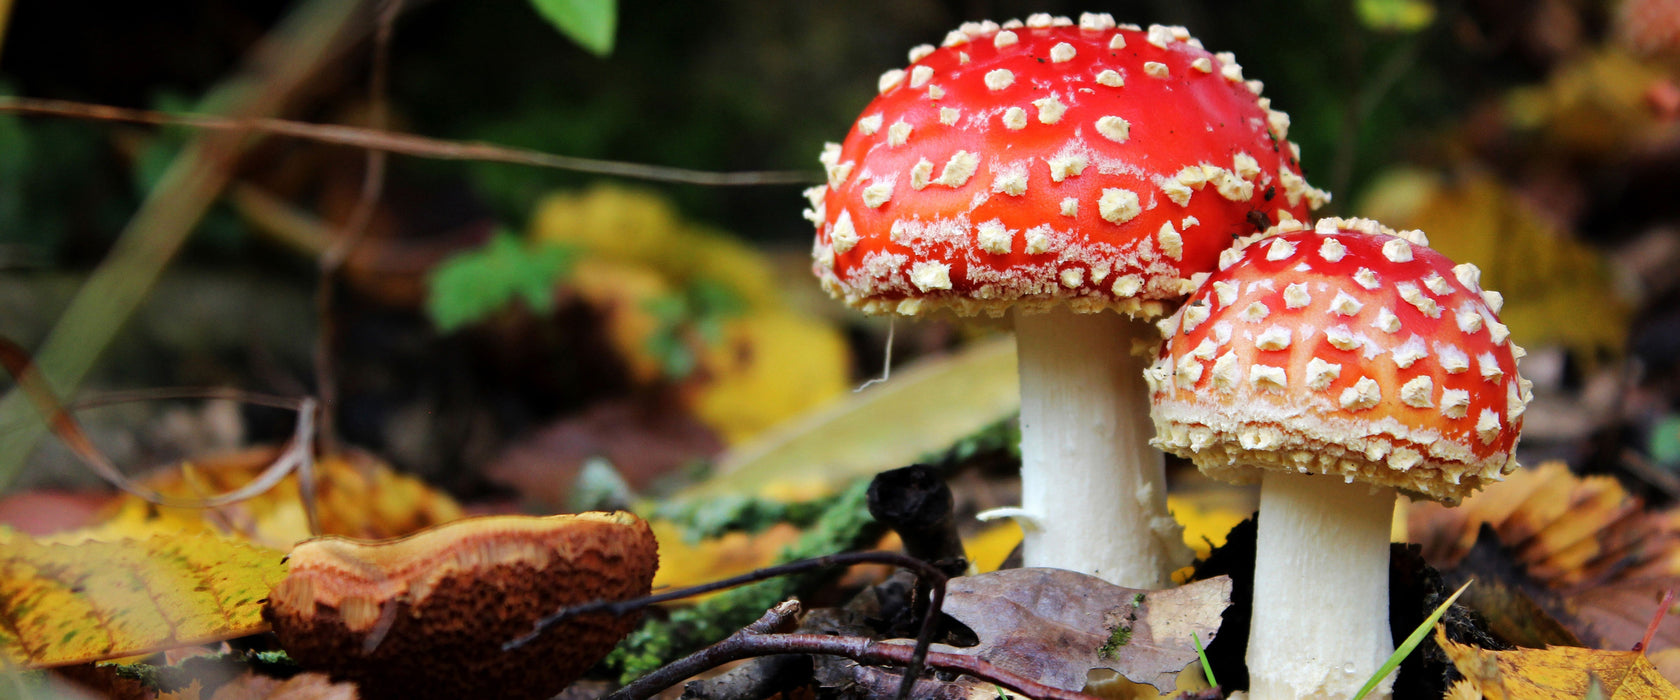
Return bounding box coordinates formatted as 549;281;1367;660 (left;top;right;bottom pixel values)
1438;626;1680;699
69;448;462;550
0;530;287;667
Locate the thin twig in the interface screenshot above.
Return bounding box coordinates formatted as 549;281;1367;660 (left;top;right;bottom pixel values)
506;551;945;700
608;603;1100;700
313;0;402;457
0;96;820;186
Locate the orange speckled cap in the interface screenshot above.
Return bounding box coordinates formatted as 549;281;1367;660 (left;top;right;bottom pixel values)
1149;218;1531;504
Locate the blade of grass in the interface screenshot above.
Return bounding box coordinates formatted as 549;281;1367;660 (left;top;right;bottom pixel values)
1352;578;1473;700
1192;632;1217;689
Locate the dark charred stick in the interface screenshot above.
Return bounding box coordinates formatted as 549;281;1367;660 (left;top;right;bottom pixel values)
867;464;970;577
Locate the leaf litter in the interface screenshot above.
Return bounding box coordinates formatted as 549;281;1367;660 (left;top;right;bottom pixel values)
893;568;1232;694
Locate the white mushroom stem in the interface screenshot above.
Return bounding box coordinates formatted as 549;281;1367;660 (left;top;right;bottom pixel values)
1012;307;1185;588
1248;471;1397;700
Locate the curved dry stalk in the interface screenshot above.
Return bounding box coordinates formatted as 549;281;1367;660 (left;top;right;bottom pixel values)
314;0;402;456
0;337;320;528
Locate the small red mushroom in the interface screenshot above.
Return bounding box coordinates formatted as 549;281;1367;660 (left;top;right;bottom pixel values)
808;14;1329;588
1148;217;1530;699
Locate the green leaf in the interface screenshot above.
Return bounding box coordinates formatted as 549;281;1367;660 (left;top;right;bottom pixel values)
528;0;617;57
1355;0;1436;33
425;232;573;332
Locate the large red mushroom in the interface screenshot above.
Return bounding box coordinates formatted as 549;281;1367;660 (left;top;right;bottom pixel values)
807;14;1328;587
1149;217;1530;699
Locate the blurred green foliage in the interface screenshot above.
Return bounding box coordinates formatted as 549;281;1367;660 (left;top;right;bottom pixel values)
528;0;618;57
424;232;573;332
1355;0;1437;33
643;278;745;380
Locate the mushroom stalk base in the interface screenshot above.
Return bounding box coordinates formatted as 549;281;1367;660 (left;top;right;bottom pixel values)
1248;472;1396;700
1015;308;1183;589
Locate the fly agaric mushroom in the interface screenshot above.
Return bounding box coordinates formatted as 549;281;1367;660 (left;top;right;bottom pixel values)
808;14;1329;588
264;512;657;700
1148;218;1530;699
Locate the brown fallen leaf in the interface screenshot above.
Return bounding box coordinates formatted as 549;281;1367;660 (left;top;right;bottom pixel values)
485;395;724;509
894;568;1231;693
186;671;358;700
1412;462;1680;652
0;528;287;667
1437;625;1680;699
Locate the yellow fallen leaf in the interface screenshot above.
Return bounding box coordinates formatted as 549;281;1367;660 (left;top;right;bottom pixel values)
1358;168;1628;364
686;311;850;445
966;521;1024;573
529;185;688;270
0;528;287;667
568;258;676;385
529;185;782;311
648;519;803;597
74;448;462;550
968;493;1253;573
1438;626;1680;699
1504;49;1676;156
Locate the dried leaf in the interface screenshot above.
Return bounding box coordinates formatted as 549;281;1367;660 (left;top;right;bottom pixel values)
686;310;850;445
1358;169;1628;364
187;671;358;700
906;568;1231;693
1438;626;1680;699
1412;462;1680;651
0;529;287;667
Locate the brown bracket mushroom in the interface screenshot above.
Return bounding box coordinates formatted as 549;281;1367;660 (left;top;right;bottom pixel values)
807;13;1329;588
264;511;658;700
1149;218;1530;699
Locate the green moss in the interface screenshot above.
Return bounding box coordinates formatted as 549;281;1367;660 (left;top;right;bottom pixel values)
606;478;883;684
1098;624;1134;659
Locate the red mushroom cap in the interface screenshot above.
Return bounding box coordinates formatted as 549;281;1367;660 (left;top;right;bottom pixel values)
808;14;1329;318
1148;218;1530;504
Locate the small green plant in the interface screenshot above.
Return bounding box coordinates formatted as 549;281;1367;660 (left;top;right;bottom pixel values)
1351;579;1474;700
425;231;574;332
643;279;745;380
